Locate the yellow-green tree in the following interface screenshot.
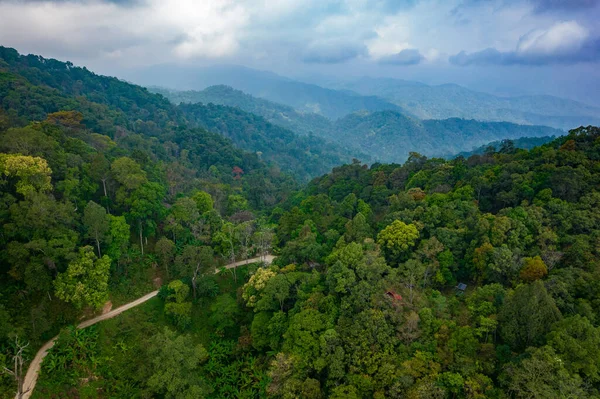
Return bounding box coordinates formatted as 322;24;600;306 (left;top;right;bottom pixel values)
377;220;419;264
0;153;52;197
54;246;111;310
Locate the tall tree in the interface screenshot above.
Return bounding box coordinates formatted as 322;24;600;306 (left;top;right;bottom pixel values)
499;281;562;350
82;200;110;257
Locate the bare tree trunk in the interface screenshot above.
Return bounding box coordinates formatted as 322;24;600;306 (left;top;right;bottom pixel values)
192;263;200;300
2;337;28;399
139;220;144;256
95;236;102;258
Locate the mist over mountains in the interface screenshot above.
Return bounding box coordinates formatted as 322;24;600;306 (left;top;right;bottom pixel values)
153;84;563;163
132;64;599;132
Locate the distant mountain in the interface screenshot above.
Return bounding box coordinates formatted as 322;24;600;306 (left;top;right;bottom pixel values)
329;111;562;163
453;136;558;158
153;84;565;164
320;77;600;131
152;85;333;137
127;65;404;120
178;102;368;182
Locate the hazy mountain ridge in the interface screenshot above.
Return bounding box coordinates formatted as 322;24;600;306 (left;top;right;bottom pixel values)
321;77;600;130
332;111;562;163
152;85;334;138
156;84;564;163
131;65;600;131
127;64;405;120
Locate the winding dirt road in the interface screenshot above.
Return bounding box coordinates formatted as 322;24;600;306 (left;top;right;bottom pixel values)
18;255;274;399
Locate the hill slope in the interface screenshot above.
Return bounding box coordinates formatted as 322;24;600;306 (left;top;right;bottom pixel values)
153;85;333;138
154;84;565;164
178;102;368;181
0;46;350;181
331;111;562;162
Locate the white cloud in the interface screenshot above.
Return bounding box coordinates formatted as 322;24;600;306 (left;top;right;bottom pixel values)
516;20;589;55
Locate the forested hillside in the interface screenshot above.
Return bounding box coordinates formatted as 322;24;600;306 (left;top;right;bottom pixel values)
152;85;334;138
0;46;295;397
0;47;345;182
2;45;600;399
10;124;600;399
157;85;565;164
178;101;366;182
332;111;561;162
454;136;558;158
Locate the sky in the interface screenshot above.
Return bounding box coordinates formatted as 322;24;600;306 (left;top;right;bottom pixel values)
0;0;599;104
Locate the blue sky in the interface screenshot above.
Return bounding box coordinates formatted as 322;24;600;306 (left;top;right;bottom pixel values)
0;0;599;103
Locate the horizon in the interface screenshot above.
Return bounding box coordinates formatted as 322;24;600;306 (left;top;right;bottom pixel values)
0;0;599;105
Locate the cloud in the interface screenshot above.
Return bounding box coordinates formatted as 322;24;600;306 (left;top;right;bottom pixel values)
302;41;367;63
378;48;424;65
531;0;600;12
450;20;600;65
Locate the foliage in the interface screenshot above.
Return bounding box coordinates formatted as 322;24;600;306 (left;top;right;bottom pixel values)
53;246;111;310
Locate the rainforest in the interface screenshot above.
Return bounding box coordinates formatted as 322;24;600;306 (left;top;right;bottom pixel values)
1;44;600;399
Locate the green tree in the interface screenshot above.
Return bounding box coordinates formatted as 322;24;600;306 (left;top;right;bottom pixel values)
146;327;210;398
0;153;52;197
107;215;130;257
111;157;147;193
155;237;175;278
164;280;192;330
502;346;590;398
499;281;562;350
377;220;419;264
82;200;110;257
547;315;600;383
54;246;111;310
209;294;239;333
192;190;214;213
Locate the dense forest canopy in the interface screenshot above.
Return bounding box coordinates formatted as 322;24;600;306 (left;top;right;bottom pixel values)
1;46;600;399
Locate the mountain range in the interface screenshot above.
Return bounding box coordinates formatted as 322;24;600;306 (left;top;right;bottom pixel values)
129;64;600;131
154;85;562;163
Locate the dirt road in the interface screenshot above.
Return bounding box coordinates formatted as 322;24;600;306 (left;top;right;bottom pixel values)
18;255;274;399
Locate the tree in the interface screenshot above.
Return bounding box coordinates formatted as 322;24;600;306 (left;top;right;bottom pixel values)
401;260;426;304
502;346;590;398
126;182;165;255
167;197;199;244
499;281;562;350
175;245;214;299
0;153;52;197
377;220;419;264
1;336;28;399
82;200;110;257
253;224;275;262
146;327;210;398
106;215;130;269
155;237;175;278
237;220;255;264
111;157;147;192
209;294;239;333
192;190;213;213
164;280;193;330
54;246;111;310
344;212;372;243
519;256;548;282
547;315;600;383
